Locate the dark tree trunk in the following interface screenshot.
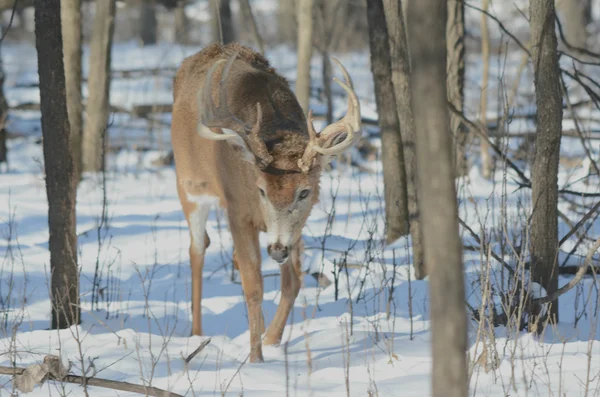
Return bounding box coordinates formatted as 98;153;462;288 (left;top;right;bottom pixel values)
446;0;469;177
82;0;116;172
382;0;425;278
407;0;468;395
211;0;235;44
61;0;83;184
530;0;562;321
366;0;409;242
140;0;157;45
0;43;8;168
34;0;80;329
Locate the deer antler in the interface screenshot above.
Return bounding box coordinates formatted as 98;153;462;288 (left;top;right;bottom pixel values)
196;52;273;169
298;58;361;172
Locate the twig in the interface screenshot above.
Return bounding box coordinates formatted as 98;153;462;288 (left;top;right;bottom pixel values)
185;338;211;364
458;217;515;276
559;201;600;247
533;237;600;305
464;2;530;56
0;365;184;397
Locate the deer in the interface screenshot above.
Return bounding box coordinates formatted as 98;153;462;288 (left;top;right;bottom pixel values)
170;43;361;363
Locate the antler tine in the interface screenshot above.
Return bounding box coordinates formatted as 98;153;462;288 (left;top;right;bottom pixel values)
313;59;361;155
247;102;274;169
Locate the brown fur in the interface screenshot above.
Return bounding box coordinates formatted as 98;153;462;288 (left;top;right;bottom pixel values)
171;43;322;363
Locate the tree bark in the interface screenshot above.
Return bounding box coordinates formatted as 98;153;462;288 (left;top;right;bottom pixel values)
557;0;591;49
446;0;469;177
211;0;235;44
61;0;83;184
82;0;116;173
174;0;189;44
382;0;425;278
295;0;313;115
0;41;8;168
407;0;468;395
277;0;297;46
34;0;80;329
478;0;492;179
140;0;158;45
238;0;264;54
530;0;562;321
366;0;409;242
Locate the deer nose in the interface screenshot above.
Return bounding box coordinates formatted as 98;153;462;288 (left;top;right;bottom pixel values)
267;243;289;264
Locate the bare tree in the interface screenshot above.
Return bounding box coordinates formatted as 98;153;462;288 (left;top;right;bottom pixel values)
238;0;264;54
382;0;425;278
557;0;591;48
314;0;348;124
530;0;562;321
366;0;409;242
174;0;189;44
295;0;313;114
211;0;235;44
446;0;469;177
0;41;8;169
82;0;116;172
407;0;468;395
277;0;297;46
140;0;158;45
61;0;83;184
478;0;492;179
34;0;80;329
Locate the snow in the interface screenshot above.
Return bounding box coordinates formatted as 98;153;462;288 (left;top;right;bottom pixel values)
1;4;600;396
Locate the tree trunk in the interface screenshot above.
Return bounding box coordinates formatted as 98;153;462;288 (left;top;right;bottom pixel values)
366;0;409;243
382;0;425;278
82;0;116;173
211;0;235;44
277;0;297;46
238;0;264;54
446;0;469;177
557;0;591;49
140;0;158;45
61;0;83;184
34;0;80;330
479;0;492;179
530;0;562;321
295;0;313;115
407;0;468;395
0;41;8;168
174;0;189;44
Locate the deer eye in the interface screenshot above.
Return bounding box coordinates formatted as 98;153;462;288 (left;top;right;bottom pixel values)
298;189;310;200
258;187;266;198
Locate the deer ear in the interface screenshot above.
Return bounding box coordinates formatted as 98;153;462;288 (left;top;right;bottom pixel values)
221;128;256;164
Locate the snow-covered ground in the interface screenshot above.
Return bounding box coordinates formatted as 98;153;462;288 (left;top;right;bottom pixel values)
2;3;600;395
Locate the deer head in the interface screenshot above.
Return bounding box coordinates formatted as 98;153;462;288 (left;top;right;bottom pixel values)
196;52;361;264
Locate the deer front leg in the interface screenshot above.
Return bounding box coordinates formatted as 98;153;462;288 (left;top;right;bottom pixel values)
264;240;302;346
183;201;212;336
229;216;265;363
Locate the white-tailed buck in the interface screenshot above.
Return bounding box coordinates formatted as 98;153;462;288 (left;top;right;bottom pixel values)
171;43;361;362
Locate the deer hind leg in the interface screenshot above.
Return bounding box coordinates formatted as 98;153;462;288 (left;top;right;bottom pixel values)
264;240;303;346
228;215;265;363
182;194;216;336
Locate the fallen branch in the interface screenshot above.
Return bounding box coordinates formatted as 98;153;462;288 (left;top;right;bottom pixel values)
533;237;600;305
0;356;183;397
185;338;211;364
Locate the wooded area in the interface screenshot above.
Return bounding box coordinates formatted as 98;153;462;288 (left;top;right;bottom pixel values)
0;0;599;396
